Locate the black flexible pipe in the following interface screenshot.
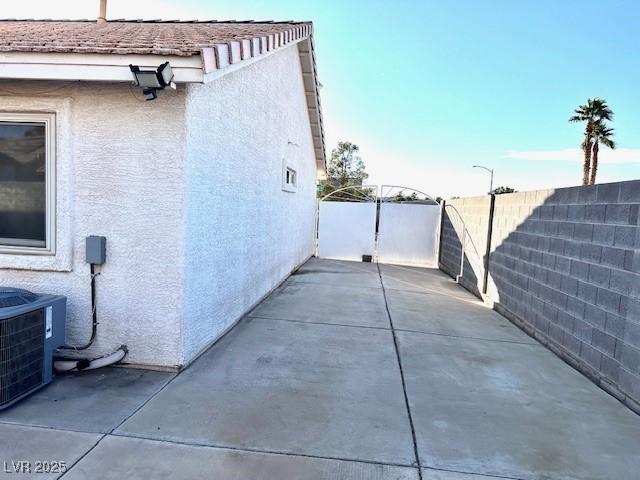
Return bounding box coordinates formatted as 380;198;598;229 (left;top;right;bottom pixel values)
58;263;98;351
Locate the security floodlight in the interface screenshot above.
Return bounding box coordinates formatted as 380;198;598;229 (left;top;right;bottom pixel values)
129;62;175;101
142;88;158;101
131;70;162;88
158;62;174;86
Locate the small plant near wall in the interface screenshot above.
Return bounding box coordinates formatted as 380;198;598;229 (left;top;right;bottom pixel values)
491;186;517;195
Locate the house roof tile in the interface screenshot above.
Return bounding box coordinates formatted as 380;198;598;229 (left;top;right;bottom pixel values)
0;20;310;56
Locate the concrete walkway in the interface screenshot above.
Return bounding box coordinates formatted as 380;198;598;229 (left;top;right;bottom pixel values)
1;258;639;479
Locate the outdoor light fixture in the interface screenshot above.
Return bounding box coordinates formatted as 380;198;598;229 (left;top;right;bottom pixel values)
472;165;494;194
129;62;175;101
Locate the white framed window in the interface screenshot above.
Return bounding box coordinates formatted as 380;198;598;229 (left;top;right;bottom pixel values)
0;112;56;255
282;160;297;193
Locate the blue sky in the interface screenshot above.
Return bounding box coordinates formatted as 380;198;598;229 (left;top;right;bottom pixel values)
6;0;640;197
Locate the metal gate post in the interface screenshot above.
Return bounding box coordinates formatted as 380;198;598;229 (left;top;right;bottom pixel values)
373;186;381;263
314;196;320;257
482;194;496;294
437;200;446;267
458;227;466;282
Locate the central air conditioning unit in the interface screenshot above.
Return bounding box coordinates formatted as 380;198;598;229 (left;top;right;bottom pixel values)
0;288;66;410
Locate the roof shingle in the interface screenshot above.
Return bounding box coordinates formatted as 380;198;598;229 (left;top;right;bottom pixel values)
0;20;311;56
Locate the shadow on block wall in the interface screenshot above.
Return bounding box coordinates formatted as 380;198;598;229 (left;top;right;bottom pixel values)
439;197;491;297
440;180;640;414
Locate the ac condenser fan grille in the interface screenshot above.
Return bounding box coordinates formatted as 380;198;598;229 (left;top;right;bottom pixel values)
0;309;44;406
0;288;39;308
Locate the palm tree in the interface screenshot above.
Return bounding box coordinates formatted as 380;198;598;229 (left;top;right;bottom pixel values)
569;98;613;185
589;121;615;185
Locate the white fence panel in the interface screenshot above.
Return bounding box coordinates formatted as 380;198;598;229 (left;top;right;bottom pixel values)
317;202;377;262
377;203;441;267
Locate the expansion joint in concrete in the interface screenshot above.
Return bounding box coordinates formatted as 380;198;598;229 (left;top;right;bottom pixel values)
108;431;418;470
58;433;107;479
376;264;423;479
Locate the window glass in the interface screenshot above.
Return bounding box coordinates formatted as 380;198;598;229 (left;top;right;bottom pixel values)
282;161;297;192
0;122;47;247
286;167;296;186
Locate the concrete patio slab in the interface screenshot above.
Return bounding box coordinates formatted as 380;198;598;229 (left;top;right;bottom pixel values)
0;367;174;433
0;423;100;480
384;289;536;344
380;264;474;300
250;282;389;328
299;257;381;274
287;268;383;289
422;470;507;479
289;257;383;288
1;258;638;480
116;317;416;465
64;435;419;480
398;331;640;480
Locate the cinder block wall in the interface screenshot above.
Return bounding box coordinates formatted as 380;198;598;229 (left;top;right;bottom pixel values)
439;196;493;296
439;180;640;413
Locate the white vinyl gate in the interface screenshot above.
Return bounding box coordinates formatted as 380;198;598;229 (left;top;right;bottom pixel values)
377;202;440;266
317;201;377;262
316;186;441;267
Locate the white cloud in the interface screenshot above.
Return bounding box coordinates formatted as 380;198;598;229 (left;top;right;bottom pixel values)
504;148;640;164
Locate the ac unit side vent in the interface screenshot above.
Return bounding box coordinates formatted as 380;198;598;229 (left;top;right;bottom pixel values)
0;310;45;406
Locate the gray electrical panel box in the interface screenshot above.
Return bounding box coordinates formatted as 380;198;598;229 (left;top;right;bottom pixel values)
86;236;107;265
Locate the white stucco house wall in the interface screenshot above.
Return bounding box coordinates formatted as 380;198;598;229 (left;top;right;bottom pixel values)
0;19;325;369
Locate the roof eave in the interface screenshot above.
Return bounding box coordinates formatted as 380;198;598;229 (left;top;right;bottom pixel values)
0;51;205;82
0;22;326;175
297;35;326;176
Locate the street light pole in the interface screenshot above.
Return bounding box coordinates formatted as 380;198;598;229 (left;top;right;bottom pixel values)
473;165;494;194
